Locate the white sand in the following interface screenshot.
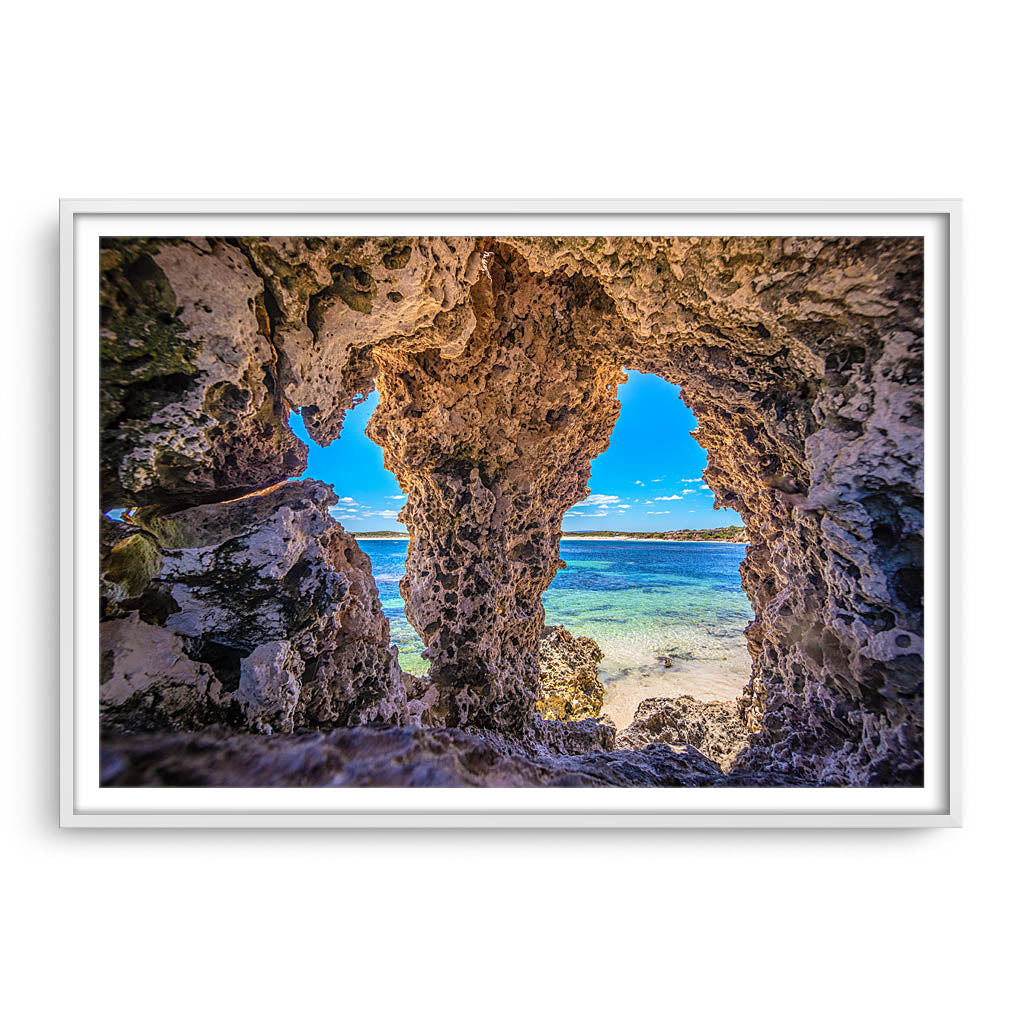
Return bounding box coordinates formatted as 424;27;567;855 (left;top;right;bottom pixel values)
600;658;749;730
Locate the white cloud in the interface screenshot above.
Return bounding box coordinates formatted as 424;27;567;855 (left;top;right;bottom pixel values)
572;493;620;509
616;504;631;509
681;477;703;483
647;510;671;516
633;480;645;487
338;496;356;504
333;502;376;514
654;491;694;501
652;478;663;483
644;500;653;505
700;484;711;491
388;494;405;500
335;507;402;520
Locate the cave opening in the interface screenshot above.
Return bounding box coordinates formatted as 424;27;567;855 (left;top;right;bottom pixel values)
287;393;427;677
286;361;755;739
268;242;771;740
543;368;753;729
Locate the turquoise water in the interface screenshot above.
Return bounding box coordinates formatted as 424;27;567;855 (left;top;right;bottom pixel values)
362;539;752;689
545;540;752;682
362;540;428;674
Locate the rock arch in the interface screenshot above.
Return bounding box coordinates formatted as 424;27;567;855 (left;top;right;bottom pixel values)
99;234;924;786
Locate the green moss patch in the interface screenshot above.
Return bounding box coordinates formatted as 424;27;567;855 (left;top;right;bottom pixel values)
102;533;163;599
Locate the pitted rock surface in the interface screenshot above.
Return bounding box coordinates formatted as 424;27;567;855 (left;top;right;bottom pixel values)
100;238;307;508
100;726;801;788
239;236;481;445
98;236;925;786
536;625;606;721
616;696;751;772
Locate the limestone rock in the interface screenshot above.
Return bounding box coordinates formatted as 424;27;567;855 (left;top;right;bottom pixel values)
616;695;751;771
238;236;481;445
236;641;305;735
100;725;799;788
100;480;406;732
366;250;626;734
536;625;606;721
100;238;306;508
100;517;163;617
525;713;618;755
101;615;229;731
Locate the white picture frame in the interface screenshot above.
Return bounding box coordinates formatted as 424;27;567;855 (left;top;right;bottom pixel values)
61;199;960;828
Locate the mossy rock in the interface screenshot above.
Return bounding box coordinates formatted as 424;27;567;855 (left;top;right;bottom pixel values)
102;532;163;602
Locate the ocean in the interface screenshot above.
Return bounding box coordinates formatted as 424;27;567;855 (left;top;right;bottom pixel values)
361;538;753;726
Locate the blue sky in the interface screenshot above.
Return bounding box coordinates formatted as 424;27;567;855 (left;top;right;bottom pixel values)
292;370;742;532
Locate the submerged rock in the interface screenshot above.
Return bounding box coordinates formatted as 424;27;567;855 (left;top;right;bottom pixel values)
536;625;606;721
617;695;752;771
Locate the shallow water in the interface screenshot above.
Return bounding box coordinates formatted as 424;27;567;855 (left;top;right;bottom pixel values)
361;538;753;725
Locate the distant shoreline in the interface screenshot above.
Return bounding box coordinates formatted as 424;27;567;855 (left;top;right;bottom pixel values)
561;535;747;544
562;526;748;543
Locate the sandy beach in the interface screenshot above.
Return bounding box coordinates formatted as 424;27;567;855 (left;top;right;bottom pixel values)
599;654;750;729
362;534;753;727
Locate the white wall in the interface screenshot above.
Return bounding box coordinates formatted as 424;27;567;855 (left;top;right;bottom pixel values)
3;2;1017;1020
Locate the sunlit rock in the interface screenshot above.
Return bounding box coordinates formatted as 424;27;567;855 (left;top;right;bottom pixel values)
617;695;750;772
536;625;606;721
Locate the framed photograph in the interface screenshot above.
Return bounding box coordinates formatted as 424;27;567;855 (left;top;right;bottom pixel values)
60;200;959;827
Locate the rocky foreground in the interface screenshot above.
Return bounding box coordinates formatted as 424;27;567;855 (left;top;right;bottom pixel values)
101;480;771;785
102;628;783;788
99;235;924;787
101;724;798;788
